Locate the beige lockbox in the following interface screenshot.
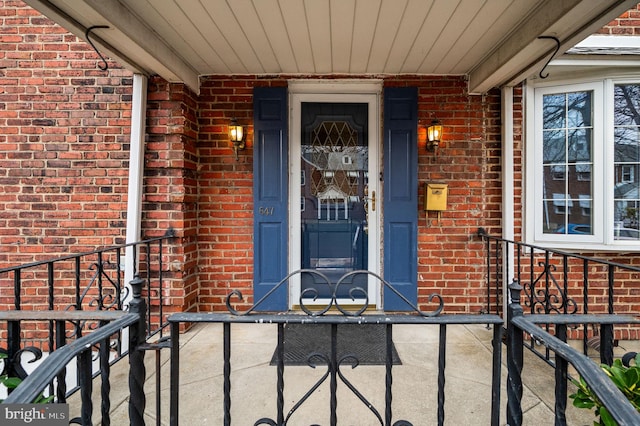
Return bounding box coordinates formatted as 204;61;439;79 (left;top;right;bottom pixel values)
425;183;448;211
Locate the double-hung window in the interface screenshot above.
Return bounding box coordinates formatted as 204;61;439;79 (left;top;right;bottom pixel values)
526;79;640;250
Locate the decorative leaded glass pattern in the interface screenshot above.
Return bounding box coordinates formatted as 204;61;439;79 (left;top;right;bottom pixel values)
305;120;364;201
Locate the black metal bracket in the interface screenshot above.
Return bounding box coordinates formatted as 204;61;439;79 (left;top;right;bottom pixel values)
537;35;560;79
85;25;110;71
138;336;172;351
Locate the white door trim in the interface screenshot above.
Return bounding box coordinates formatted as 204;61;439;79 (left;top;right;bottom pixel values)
288;80;382;309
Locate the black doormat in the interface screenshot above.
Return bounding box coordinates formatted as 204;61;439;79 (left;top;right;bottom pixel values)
270;323;401;366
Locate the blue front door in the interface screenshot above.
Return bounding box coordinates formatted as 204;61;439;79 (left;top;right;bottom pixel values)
299;102;369;299
253;84;417;311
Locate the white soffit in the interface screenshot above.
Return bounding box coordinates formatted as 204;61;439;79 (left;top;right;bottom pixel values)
23;0;640;94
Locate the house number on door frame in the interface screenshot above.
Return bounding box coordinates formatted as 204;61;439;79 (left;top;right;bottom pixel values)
259;207;274;216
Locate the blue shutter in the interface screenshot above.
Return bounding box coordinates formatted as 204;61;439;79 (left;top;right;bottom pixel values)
383;87;418;311
253;87;288;311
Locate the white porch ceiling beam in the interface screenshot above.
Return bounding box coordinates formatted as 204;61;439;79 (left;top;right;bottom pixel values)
468;0;638;94
22;0;143;73
81;0;200;93
24;0;201;94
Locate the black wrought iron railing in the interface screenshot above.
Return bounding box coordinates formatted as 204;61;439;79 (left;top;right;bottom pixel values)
3;234;640;425
478;228;640;359
505;280;640;425
1;276;148;425
168;269;505;426
0;230;174;421
0;230;174;346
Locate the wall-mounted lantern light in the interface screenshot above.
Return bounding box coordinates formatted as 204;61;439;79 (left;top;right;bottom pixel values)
229;118;245;160
426;119;442;152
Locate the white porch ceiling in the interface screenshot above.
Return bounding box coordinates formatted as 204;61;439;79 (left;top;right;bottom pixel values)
24;0;638;94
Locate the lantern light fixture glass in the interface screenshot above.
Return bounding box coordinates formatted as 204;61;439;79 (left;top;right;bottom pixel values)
229;118;245;159
427;119;442;152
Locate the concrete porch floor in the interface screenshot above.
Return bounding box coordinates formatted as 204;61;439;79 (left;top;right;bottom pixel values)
79;322;605;425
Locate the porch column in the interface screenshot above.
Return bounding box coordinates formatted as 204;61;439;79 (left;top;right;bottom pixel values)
501;86;515;317
124;74;148;299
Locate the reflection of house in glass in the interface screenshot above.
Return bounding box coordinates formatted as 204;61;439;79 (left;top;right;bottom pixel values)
300;117;369;295
301;120;368;221
541;91;595;234
302;149;367;220
614;142;640;229
544;106;640;235
545;189;589;230
543;162;594;234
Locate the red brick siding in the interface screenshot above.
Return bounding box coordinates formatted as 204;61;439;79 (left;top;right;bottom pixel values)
2;0;640;330
196;75;500;314
0;0;133;268
597;3;640;35
0;0;136;344
197;76;280;311
145;77;199;314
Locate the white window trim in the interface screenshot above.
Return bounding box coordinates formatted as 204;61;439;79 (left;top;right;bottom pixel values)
525;77;640;252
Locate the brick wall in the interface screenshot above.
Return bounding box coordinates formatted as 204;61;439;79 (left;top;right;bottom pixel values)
598;3;640;34
0;0;136;345
196;75;500;314
0;0;133;269
2;0;640;324
196;76;261;311
389;76;502;313
145;77;199;314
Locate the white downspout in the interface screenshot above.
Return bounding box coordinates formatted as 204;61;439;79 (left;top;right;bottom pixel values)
124;73;148;301
501;86;515;317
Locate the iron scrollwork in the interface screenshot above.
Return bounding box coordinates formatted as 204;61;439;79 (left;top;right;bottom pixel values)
226;269;444;317
523;261;578;315
226;269;443;425
64;258;125;337
62;257;126;362
255;352;392;426
0;346;44;382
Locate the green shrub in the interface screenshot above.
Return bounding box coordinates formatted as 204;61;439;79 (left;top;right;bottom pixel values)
0;352;53;404
570;353;640;425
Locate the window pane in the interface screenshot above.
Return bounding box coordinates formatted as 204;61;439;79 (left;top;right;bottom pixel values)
542;198;563;234
614;84;640;240
543;94;566;129
543;164;564;184
543;129;565;163
614;84;640;126
568;164;592;193
568;91;592;127
568;128;591;162
567;165;593;233
616;165;635;185
542;90;594;236
614;201;640;241
614;126;640;162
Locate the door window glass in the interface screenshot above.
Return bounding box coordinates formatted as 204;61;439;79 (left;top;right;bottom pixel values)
300;103;368;297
